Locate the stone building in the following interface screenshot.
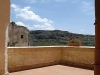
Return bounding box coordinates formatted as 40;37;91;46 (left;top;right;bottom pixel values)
8;22;29;46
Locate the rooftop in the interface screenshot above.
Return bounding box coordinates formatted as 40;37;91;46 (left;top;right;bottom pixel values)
10;65;94;75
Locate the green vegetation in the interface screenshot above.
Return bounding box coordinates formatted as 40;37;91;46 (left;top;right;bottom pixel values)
67;36;81;43
68;39;81;43
29;30;95;46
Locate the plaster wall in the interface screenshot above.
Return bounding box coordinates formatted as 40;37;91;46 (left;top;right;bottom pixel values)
62;47;94;69
8;47;62;72
0;0;10;74
8;46;94;72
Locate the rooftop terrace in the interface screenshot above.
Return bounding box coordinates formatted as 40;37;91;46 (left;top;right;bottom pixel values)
8;46;94;75
10;65;94;75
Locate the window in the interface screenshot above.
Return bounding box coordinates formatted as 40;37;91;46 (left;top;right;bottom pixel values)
21;35;23;39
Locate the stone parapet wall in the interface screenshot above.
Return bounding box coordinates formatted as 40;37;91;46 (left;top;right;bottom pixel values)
8;47;62;72
61;47;94;69
8;46;94;72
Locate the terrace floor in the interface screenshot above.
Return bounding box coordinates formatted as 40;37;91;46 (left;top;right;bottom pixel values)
10;65;94;75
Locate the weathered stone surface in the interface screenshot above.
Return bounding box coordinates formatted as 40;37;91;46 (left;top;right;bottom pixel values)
8;22;29;47
62;47;94;69
8;46;94;72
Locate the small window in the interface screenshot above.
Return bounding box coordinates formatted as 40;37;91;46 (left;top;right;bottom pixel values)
21;35;23;39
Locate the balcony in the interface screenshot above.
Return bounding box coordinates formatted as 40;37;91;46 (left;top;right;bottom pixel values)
8;46;94;75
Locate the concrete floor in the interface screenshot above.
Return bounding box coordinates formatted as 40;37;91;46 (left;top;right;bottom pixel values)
10;65;94;75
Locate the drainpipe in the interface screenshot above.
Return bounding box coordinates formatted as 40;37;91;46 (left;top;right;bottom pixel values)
94;0;100;75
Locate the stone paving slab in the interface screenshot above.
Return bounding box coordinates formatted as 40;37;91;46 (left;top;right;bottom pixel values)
10;65;94;75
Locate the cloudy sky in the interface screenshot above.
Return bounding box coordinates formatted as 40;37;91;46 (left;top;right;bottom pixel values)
10;0;95;35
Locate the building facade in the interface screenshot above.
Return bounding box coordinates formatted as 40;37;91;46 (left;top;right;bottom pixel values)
8;22;29;46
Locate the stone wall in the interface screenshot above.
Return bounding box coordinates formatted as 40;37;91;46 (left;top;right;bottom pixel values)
8;22;29;47
8;47;62;72
8;46;94;72
61;47;94;69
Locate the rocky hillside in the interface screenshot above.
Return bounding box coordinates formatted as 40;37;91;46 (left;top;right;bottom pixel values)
29;30;95;46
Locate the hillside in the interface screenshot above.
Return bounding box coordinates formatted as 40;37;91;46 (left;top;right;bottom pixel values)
29;30;95;46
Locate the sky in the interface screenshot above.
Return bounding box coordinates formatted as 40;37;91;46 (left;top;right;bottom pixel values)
10;0;95;35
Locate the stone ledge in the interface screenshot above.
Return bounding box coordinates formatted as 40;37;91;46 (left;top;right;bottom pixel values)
7;46;95;48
